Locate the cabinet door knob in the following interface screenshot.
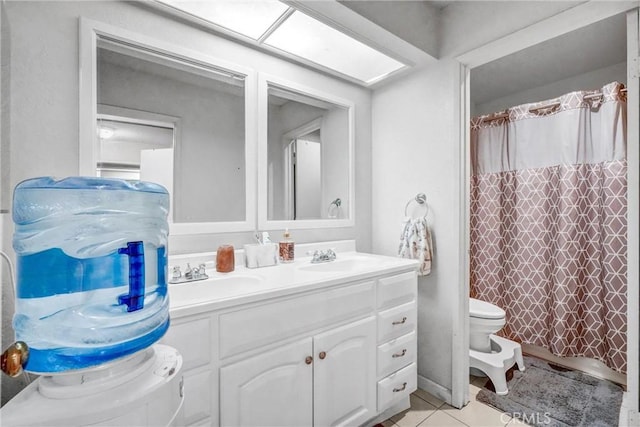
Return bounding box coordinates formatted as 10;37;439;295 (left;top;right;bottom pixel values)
392;349;407;358
392;317;407;325
319;351;327;360
305;356;313;365
393;382;407;393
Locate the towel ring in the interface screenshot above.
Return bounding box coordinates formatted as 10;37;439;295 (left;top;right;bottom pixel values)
404;193;429;217
327;198;341;219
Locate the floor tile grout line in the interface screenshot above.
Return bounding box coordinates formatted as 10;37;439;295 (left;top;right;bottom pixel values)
417;408;473;427
414;407;439;427
440;399;513;427
411;391;446;410
398;387;523;427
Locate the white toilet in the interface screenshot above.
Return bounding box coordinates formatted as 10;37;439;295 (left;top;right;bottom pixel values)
469;298;525;395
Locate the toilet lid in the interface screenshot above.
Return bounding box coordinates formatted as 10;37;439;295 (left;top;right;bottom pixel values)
470;298;505;319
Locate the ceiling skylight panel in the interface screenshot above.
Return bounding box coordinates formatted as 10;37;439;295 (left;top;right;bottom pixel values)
263;10;407;83
157;0;290;40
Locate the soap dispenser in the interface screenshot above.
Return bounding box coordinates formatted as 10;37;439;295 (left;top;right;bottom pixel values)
279;229;295;263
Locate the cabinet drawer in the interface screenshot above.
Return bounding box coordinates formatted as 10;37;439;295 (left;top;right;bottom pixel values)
161;316;212;371
377;363;417;413
219;281;375;358
377;331;417;379
377;272;417;310
377;301;416;343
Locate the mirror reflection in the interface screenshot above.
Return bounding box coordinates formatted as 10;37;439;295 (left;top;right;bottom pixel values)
97;40;247;223
267;86;350;220
96;118;174;181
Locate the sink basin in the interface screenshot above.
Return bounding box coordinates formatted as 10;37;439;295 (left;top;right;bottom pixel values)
169;275;263;306
297;257;379;273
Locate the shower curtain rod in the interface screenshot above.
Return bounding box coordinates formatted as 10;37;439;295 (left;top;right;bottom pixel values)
481;87;628;123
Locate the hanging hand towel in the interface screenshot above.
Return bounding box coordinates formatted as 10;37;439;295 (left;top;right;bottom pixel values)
398;216;433;276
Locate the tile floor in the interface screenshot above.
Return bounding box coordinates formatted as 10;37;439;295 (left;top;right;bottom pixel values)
382;376;531;427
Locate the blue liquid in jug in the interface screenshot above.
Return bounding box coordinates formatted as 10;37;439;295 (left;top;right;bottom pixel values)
14;247;169;373
12;177;171;373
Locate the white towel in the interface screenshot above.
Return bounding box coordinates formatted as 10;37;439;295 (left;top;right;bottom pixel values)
398;216;433;276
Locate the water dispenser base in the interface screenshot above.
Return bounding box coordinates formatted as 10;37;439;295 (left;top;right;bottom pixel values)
0;344;184;426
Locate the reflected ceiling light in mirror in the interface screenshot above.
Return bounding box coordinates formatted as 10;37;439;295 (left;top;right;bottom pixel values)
97;126;115;139
263;11;407;84
157;0;290;40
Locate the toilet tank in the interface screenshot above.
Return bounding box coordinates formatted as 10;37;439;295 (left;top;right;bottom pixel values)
12;177;170;373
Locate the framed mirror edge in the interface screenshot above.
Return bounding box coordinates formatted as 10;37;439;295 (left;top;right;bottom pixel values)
257;72;356;230
258;218;355;231
170;221;257;235
78;17;258;236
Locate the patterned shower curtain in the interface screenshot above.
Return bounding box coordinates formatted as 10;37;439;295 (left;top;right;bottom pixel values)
470;82;627;373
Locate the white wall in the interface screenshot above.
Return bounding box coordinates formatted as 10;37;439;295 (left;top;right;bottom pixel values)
473;61;627;116
371;60;464;403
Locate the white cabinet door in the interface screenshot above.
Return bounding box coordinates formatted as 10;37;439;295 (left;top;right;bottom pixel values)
161;315;216;426
313;317;376;427
220;338;313;427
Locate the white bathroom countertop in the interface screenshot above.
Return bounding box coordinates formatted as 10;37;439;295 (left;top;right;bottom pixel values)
168;250;419;318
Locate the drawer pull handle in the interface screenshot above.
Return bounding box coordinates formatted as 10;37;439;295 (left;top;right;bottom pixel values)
305;356;313;365
392;349;407;358
392;317;407;325
319;351;327;360
393;382;407;393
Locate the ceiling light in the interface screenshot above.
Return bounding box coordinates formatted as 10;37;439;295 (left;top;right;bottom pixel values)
263;11;407;83
152;0;410;85
157;0;290;40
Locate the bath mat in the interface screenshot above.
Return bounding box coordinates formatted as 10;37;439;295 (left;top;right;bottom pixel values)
476;356;624;427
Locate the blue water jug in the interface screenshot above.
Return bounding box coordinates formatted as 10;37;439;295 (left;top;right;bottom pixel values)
12;177;170;373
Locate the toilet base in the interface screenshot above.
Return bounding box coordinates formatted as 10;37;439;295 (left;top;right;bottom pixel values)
469;334;525;395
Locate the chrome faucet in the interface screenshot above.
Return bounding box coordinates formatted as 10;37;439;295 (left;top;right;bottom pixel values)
169;263;208;284
311;249;337;264
184;263;194;280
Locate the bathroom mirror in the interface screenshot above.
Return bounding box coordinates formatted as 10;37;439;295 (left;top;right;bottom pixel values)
258;75;354;229
80;19;257;234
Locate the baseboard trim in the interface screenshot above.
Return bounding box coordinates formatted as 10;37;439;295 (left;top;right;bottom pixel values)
621;392;640;427
521;343;626;387
417;374;457;408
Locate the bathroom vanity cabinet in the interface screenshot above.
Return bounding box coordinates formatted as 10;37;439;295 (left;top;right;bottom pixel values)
161;254;418;426
221;316;376;426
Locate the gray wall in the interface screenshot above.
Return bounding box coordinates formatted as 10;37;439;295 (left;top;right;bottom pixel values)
321;106;350;219
267;100;349;221
267;101;325;220
473;61;627;116
439;1;584;58
99;59;246;223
